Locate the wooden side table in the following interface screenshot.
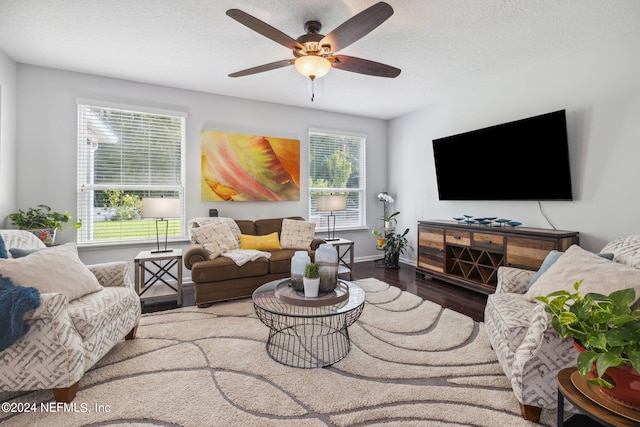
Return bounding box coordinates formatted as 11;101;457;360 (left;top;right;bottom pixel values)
557;368;639;427
134;249;183;307
325;238;354;280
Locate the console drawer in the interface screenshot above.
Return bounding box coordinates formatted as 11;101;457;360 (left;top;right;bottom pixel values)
473;232;504;251
446;230;471;246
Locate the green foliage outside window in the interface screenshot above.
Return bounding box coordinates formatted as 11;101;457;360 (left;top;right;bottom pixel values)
103;190;142;221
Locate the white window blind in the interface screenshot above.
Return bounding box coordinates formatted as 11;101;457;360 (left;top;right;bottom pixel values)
309;129;366;229
77;104;186;245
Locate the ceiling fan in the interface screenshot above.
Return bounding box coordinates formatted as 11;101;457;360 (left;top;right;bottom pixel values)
226;1;401;100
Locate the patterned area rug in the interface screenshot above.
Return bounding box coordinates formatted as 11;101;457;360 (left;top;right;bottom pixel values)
1;278;556;426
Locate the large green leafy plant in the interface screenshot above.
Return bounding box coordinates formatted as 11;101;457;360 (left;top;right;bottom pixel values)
9;205;81;231
535;280;640;388
383;228;411;268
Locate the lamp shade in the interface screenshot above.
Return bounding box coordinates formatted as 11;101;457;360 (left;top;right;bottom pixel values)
317;194;346;212
141;198;180;219
295;55;332;79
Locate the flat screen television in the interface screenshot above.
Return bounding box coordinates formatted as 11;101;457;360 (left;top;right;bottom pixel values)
432;110;573;201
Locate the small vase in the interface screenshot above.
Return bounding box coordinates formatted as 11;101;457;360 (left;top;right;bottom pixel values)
376;238;385;250
303;277;320;297
315;243;338;293
28;228;57;246
290;251;310;291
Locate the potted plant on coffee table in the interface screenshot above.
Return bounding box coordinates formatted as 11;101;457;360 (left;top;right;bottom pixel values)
535;280;640;410
9;204;82;246
303;263;320;298
383;228;411;269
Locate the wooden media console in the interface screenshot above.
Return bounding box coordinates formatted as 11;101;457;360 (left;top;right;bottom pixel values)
417;220;579;294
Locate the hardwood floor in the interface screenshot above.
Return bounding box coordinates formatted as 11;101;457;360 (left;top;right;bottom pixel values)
142;261;488;322
352;261;488;322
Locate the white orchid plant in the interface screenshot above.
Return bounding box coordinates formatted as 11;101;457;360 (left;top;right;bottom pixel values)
377;192;394;203
377;192;400;226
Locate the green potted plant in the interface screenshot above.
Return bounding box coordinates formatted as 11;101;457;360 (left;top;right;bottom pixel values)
9;204;81;246
383;228;412;269
303;263;320;297
535;280;640;409
372;229;386;250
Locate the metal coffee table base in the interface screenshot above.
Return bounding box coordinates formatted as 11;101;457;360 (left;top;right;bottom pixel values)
254;303;364;369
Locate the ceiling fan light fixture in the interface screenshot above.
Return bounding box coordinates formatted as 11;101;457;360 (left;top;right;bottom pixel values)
294;55;331;79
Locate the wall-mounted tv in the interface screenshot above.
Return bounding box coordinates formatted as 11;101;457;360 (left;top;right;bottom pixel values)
432;110;573;201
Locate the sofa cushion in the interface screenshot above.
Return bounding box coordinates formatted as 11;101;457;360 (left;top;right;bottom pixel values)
280;218;316;250
191;257;270;282
8;247;45;258
268;249;298;274
67;286;137;341
235;220;257;235
253;216;305;236
525;244;640;302
601;235;640;269
485;292;536;353
239;232;282;251
526;250;615;290
0;243;103;301
254;218;285;236
0;230;47;253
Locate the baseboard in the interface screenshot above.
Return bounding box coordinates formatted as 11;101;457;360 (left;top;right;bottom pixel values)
353;255;416;267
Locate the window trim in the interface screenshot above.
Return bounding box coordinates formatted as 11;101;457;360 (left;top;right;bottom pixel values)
76;101;187;246
308;128;367;231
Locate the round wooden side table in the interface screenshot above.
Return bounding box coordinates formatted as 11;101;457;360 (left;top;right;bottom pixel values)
557;368;640;427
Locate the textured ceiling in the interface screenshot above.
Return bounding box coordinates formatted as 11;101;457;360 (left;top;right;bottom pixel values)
1;0;640;119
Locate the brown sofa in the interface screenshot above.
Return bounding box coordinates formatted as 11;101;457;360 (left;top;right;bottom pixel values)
183;216;324;306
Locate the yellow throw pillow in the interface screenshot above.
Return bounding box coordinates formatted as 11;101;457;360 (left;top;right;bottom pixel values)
239;232;282;251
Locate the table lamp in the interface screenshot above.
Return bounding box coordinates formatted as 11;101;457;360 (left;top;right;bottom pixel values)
317;194;346;241
141;197;180;253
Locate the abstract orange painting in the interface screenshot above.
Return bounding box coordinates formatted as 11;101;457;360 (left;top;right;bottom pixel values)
201;130;300;201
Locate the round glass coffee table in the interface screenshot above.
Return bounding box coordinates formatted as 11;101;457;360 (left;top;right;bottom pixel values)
252;278;365;368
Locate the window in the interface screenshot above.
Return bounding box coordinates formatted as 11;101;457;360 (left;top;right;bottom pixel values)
77;103;186;245
309;129;366;230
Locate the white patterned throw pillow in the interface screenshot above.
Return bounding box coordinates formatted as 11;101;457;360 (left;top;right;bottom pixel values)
188;217;241;243
191;220;240;259
0;242;103;301
280;218;316;250
524;244;640;303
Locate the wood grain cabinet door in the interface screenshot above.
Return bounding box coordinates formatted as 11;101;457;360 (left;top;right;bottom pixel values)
418;225;445;273
506;237;556;270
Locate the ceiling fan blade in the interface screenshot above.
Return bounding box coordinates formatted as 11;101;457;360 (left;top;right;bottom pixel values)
226;9;304;50
330;55;401;78
320;2;393;53
229;59;293;77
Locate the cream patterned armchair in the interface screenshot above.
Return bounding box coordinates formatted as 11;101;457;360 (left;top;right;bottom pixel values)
0;230;141;402
484;236;640;422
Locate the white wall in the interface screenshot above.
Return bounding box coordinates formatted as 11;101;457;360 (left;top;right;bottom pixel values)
0;50;17;227
15;65;387;272
389;31;640;260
